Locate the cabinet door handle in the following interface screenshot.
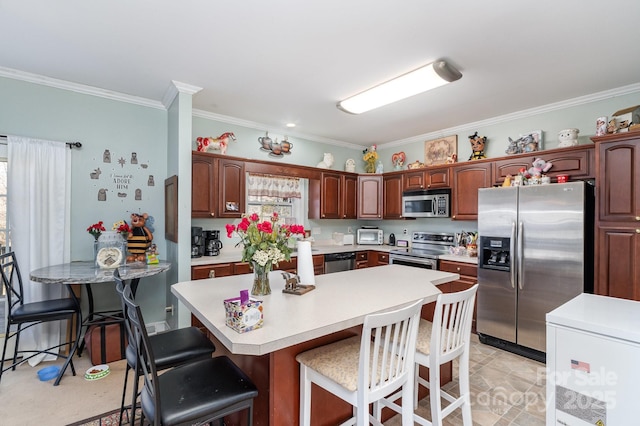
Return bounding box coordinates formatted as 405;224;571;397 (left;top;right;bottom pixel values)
636;216;640;221
636;229;640;234
210;212;215;217
208;270;216;278
456;267;461;271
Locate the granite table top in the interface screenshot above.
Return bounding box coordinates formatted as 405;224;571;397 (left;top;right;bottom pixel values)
30;261;171;284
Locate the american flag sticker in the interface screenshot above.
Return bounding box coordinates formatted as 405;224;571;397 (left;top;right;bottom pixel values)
571;359;590;373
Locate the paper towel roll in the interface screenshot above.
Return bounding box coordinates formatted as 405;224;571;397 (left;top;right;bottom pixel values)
296;241;315;285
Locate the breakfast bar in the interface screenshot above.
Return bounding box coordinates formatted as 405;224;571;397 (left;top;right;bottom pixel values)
172;264;459;425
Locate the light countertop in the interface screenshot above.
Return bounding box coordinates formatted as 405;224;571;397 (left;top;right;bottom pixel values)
190;244;396;267
172;264;459;356
191;244;478;267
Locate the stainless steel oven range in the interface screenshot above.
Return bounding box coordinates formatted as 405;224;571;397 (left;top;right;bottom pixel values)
389;231;455;270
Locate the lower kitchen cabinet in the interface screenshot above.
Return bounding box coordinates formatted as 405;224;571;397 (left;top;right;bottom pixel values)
369;251;389;267
439;259;478;333
313;254;325;275
355;251;369;269
191;263;233;280
595;225;640;300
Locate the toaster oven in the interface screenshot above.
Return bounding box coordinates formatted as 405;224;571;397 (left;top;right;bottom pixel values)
357;228;383;245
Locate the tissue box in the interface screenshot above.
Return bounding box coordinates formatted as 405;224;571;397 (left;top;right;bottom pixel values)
224;297;264;333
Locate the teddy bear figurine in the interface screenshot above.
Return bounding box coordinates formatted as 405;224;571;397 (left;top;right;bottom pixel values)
526;158;553;180
127;212;154;263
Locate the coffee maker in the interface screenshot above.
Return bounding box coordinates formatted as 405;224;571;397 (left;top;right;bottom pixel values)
191;226;204;258
204;230;223;256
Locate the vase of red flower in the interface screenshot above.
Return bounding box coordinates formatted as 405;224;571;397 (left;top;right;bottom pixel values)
226;212;305;296
87;221;106;260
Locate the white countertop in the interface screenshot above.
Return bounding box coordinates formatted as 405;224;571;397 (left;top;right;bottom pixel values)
190;244;395;267
439;254;478;264
546;293;640;344
172;264;459;356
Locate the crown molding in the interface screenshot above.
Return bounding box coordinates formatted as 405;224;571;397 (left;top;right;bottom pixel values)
192;108;361;149
162;80;203;109
385;82;640;148
0;66;165;110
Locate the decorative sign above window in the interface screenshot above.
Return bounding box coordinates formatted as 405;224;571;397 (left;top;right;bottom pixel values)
90;149;155;203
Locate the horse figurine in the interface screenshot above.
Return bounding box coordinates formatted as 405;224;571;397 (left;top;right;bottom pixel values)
196;132;236;154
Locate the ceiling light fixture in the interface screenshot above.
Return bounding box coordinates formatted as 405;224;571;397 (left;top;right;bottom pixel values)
286;123;296;128
337;60;462;114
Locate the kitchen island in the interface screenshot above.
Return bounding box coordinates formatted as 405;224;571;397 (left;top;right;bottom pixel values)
172;264;459;425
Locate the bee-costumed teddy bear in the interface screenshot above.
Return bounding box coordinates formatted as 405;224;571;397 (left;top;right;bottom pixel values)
468;131;488;160
127;213;153;262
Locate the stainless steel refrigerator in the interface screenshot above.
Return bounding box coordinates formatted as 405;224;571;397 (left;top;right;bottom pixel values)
477;181;594;361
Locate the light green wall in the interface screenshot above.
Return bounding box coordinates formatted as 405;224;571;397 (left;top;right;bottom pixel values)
0;76;169;322
2;74;639;323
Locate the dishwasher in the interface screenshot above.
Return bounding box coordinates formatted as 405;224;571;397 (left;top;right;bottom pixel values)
324;252;356;273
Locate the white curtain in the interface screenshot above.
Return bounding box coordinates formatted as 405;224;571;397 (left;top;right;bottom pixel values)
7;136;71;366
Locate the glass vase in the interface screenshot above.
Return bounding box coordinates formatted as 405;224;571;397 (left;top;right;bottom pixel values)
251;261;272;296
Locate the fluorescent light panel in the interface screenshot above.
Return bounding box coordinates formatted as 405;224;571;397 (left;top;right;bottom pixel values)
337;60;462;114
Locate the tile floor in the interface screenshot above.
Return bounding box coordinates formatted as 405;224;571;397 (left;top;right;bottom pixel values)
385;334;547;426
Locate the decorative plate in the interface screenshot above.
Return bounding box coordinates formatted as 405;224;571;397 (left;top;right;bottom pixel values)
96;247;123;269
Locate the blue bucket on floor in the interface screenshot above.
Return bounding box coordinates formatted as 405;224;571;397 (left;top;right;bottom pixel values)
37;365;60;381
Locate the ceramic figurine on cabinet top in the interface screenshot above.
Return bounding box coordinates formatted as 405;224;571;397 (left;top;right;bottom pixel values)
317;152;334;169
345;158;356;172
468;131;487;160
196;132;236;154
558;128;579;147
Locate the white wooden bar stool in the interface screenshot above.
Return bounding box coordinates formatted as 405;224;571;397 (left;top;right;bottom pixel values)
296;298;423;426
382;284;478;426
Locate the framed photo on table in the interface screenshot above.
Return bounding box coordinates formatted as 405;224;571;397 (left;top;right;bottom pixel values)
424;135;457;166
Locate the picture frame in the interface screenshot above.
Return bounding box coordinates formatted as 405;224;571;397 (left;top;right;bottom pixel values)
424;135;457;166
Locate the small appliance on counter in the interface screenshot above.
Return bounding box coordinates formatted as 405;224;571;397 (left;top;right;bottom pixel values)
388;233;396;246
191;226;204;258
204;230;223;256
356;227;383;245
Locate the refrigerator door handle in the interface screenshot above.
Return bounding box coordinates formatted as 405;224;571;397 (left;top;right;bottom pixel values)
510;221;516;289
517;221;524;290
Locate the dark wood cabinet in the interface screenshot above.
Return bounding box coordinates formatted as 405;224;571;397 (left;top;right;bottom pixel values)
451;162;492;220
355;251;369;269
192;152;217;218
439;259;478;333
313;254;325;275
369;251;389;266
383;174;404;219
309;172;357;219
191;263;233;280
404;167;450;191
492;145;594;185
593;133;640;301
358;175;383;219
191;153;244;218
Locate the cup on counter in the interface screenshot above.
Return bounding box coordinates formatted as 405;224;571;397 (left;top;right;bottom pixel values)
556;174;569;183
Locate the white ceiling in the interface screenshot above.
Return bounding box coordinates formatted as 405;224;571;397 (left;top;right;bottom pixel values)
1;1;639;147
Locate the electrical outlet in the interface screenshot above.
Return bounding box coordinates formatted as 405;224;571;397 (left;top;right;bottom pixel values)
403;228;408;235
347;226;353;234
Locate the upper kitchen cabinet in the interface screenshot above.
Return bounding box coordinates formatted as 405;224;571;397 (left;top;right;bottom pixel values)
383;173;404;219
492;145;594;185
594;133;640;222
308;172;357;219
593;133;640;301
404;167;450;191
451;162;492;220
358;175;383;219
191;152;244;218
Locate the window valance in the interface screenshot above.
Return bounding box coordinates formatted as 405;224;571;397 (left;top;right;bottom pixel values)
247;173;301;199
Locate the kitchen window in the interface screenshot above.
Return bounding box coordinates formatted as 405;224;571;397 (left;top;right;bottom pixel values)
0;157;8;338
245;173;307;226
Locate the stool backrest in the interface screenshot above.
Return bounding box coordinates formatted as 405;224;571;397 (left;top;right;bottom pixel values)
431;284;478;365
361;298;423;401
120;277;163;425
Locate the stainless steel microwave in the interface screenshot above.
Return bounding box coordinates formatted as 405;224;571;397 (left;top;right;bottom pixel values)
402;188;451;218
